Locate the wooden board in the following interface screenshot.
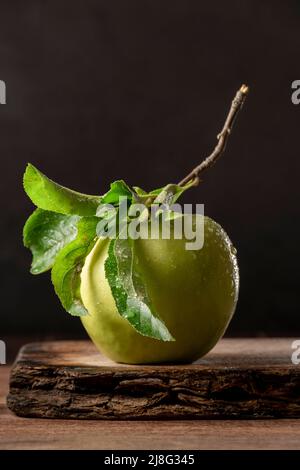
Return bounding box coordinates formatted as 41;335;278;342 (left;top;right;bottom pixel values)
7;338;300;420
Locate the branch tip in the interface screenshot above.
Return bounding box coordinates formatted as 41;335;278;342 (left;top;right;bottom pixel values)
178;84;249;187
240;84;249;94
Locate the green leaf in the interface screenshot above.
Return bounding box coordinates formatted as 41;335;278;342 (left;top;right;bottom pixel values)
132;186;148;196
105;237;174;341
131;182;194;206
23;209;80;274
51;217;98;316
153;181;195;205
101;180;133;205
23;163;102;216
148;186;166;196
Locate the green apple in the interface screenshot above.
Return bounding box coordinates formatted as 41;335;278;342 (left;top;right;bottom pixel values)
80;216;239;364
23;87;248;365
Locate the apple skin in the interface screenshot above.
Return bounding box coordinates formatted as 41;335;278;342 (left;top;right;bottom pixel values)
80;216;239;364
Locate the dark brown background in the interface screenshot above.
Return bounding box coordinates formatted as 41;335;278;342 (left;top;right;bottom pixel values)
0;1;299;337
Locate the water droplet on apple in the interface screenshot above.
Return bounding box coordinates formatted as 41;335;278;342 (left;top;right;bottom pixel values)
230;244;237;255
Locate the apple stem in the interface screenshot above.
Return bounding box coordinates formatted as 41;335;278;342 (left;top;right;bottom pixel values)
178;84;249;187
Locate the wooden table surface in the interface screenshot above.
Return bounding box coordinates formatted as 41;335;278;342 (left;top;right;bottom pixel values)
7;339;300;420
1;363;300;449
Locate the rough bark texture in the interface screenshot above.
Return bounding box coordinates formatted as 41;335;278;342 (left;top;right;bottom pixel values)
7;339;300;420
